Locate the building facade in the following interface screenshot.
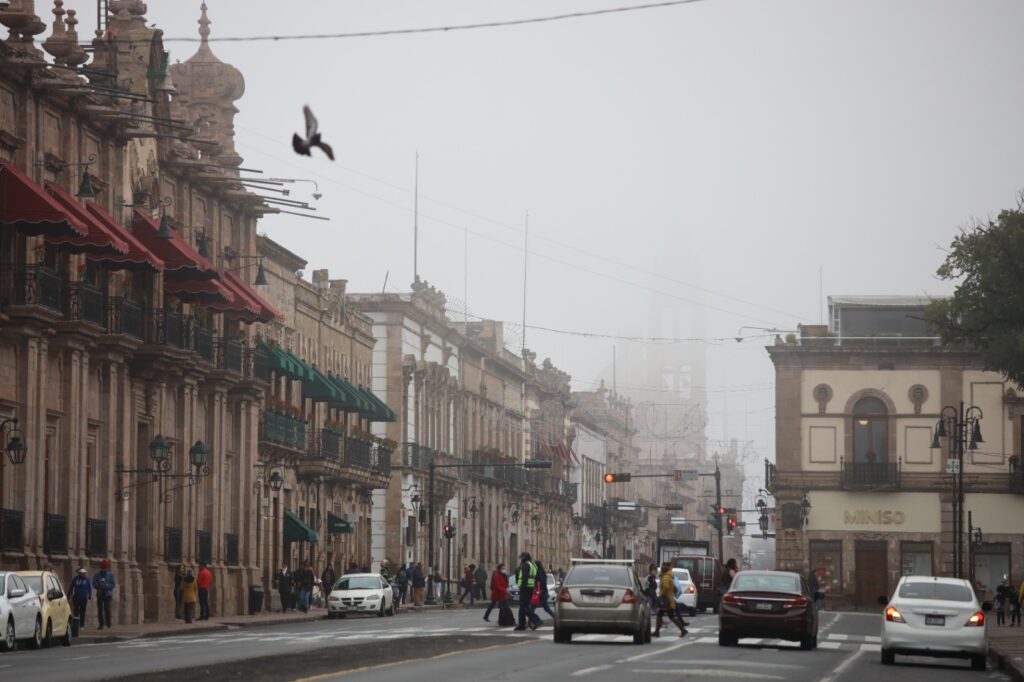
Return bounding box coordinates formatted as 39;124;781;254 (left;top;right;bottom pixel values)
769;296;1024;610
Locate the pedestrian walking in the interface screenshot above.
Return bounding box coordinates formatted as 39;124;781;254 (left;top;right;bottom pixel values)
670;569;690;627
275;564;294;613
535;561;556;620
808;571;823;611
69;568;92;631
458;564;476;605
181;568;198;623
645;564;659;615
722;558;738;595
514;552;542;631
321;564;337;594
474;564;488;601
996;581;1008;626
411;562;426;607
294;562;314;613
196;561;213;621
558;567;566;584
653;562;687;638
483;563;509;622
1013;579;1023;627
173;565;185;619
396;563;408;604
92;560;116;630
380;559;393;584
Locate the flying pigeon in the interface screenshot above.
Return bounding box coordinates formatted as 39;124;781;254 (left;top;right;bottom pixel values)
292;105;334;161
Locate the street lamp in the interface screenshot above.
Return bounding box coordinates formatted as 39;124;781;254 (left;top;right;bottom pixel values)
189;440;209;469
268;469;285;492
148;434;172;466
2;419;26;466
931;402;983;579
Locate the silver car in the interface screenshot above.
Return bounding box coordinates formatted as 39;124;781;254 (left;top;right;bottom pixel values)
0;572;43;651
553;560;650;644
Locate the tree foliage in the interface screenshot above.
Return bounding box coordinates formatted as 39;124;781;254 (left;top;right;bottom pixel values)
926;196;1024;386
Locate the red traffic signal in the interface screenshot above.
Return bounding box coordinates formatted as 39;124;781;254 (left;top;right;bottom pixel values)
604;473;632;483
718;507;727;515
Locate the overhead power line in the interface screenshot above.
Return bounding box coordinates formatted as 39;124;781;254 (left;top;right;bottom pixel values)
163;0;714;43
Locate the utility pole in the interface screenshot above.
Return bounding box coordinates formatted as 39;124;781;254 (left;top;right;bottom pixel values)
715;458;723;562
602;500;608;558
426;460;436;605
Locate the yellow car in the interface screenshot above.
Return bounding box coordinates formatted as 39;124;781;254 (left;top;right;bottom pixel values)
18;571;73;647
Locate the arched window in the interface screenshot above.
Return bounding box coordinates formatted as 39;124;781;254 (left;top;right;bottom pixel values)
852;396;888;463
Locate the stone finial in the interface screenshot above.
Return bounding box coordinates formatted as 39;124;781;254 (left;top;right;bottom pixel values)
63;8;88;66
42;0;73;64
198;2;211;47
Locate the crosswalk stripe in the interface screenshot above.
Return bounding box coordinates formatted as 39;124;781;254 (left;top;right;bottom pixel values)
827;634;848;640
818;641;842;649
863;635;881;643
860;643;881;652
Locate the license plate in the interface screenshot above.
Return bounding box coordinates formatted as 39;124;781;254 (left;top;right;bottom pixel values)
755;602;774;611
925;615;945;626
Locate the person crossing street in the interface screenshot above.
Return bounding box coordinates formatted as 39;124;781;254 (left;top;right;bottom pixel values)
514;552;542;631
69;568;92;631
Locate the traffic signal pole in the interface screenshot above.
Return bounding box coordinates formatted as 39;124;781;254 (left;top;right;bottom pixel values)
715;461;723;562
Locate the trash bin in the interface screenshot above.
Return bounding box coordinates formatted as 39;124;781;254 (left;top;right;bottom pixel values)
71;615;80;638
249;585;264;615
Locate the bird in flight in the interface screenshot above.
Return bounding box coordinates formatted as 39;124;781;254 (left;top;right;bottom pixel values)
292;105;334;160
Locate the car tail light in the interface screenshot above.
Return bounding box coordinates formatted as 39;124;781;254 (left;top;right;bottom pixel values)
558;587;572;603
965;611;985;627
622;589;637;604
685;585;696;594
782;596;808;608
884;606;905;623
722;593;743;605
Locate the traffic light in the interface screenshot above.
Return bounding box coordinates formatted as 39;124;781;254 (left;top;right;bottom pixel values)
727;515;738;535
443;523;456;539
604;472;632;483
708;512;722;531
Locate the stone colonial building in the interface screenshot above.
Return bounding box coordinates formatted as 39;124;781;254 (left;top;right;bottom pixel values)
769;296;1024;610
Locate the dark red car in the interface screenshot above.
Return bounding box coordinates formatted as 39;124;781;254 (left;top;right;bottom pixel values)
718;570;821;649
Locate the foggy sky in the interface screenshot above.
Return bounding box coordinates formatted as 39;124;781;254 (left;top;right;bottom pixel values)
73;0;1024;486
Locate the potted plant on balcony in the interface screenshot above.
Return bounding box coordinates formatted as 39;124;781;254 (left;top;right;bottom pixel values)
350;425;374;444
32;243;46;264
324;419;346;435
380;437;398;452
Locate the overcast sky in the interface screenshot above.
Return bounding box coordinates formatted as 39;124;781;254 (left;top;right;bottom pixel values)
74;0;1024;474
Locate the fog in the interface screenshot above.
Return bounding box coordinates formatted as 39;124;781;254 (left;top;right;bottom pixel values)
79;0;1024;485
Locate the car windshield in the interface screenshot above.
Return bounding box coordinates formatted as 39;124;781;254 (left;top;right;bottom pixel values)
334;577;380;591
731;574;800;594
672;569;691;582
898;581;973;602
674;558;697;574
565;566;631;587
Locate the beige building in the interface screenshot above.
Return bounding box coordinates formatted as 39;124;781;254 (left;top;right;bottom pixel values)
770;296;1023;610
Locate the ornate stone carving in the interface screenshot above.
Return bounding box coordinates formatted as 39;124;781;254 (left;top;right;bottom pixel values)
812;383;833;414
908;384;928;415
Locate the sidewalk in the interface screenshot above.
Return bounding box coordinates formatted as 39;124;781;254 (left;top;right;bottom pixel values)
76;601;453;645
988;625;1024;680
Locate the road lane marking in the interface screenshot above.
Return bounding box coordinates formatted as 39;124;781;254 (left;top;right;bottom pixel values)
572;664;614;676
693;636;718;644
646;660;805;669
618;639;694;663
631;670;784;679
819;641;842;649
827;634;848;640
863;635;880;643
859;643;881;652
818;646;866;682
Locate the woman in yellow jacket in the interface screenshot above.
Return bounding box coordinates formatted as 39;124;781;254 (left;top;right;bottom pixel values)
181;568;199;623
653;562;687;638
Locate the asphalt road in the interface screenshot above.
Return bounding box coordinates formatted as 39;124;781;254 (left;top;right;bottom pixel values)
0;608;1009;681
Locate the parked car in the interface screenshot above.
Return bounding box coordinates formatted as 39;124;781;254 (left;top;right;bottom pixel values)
718;570;820;649
880;576;989;670
327;574;395;618
671;555;722;613
553;559;651;644
0;571;43;651
18;571;72;647
672;568;698;617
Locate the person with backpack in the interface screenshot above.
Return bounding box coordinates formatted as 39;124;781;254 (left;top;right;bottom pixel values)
69;568;92;630
396;564;409;604
411;562;426;607
535;561;557;619
181;568;198;623
92;560;117;630
653;562;687;638
483;563;509;623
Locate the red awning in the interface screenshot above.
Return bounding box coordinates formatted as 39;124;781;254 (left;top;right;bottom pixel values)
131;209;217;281
84;203;165;272
165;277;236;305
43;182;130;256
0;160;88;237
218;270;283;323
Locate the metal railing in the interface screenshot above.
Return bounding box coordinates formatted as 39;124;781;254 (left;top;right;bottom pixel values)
195;327;214;363
840;457;901;488
260;411;307;451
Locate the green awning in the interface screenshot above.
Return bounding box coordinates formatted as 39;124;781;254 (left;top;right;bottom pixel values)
357;387;398;422
301;363;347;404
259;341;305;380
325;373;373;413
327;511;354;534
283;509;318;544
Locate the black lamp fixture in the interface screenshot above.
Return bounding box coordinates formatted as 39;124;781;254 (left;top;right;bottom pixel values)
148;434;172;465
77;167;96;199
465;495;479;519
156;196;174;239
189;440;210;469
268;469;285;492
225;255;269;286
799;493;812;524
0;418;27;466
508;503;521;524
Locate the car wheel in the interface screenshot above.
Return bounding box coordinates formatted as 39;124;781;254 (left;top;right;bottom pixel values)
633;625;645;645
553;628;572;644
799;635;814;650
43;619;53;648
28;617;42;650
644;620;652;643
718;632;736;647
377;602;385;617
881;648;895;665
61;619;72;647
970;654;986;671
0;618;14;652
386;602;395;617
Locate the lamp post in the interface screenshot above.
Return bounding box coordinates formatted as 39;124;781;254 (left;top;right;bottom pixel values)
466;496;479;563
930;403;983;579
426;458;551;605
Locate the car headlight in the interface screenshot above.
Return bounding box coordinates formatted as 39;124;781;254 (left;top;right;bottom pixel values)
366;594;381;600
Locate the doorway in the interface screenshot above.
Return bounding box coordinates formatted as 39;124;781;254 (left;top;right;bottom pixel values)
855;540;888;610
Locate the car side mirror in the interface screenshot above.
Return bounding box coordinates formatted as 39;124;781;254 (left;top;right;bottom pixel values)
8;588;25;599
877;595;888;606
982;601;993;612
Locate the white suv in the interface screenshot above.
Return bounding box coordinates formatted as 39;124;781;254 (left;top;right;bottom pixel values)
0;572;43;651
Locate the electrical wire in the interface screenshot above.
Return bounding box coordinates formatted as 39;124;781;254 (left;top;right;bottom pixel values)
162;0;715;43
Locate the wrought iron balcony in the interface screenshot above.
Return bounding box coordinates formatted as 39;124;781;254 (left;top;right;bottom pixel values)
346;437;372;469
260;411;307;452
195;326;214;363
840;457;901;489
0;265;65;313
220;338;243;373
106;298;144;339
68;282;106;327
315;429;344;461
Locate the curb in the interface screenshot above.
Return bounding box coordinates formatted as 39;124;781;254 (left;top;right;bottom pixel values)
990;644;1024;681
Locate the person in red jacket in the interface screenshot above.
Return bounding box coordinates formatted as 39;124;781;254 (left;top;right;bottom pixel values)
196;562;213;621
483;563;509;622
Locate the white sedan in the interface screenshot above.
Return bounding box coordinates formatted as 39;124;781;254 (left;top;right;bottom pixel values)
881;576;988;670
0;571;43;651
327;574;395;618
672;568;698;616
